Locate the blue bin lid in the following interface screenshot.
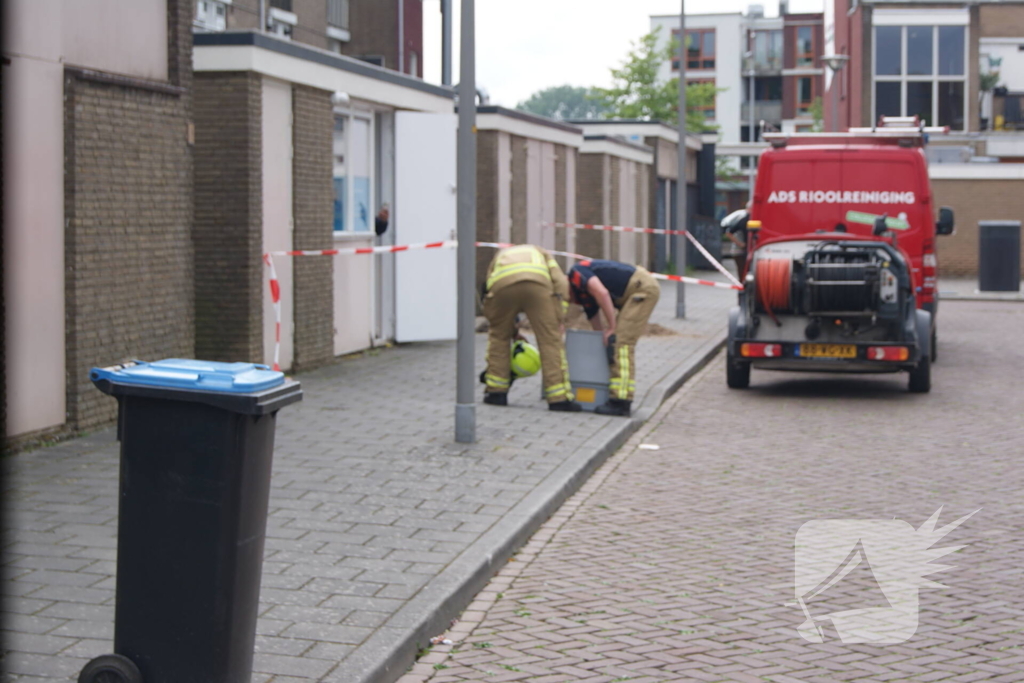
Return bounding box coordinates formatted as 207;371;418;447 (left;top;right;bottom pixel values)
90;359;286;394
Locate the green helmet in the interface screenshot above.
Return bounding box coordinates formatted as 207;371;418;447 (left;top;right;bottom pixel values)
510;340;541;378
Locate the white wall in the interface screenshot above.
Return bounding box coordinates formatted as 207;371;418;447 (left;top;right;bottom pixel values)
62;0;168;80
982;38;1024;91
2;0;67;437
262;78;295;371
334;236;374;356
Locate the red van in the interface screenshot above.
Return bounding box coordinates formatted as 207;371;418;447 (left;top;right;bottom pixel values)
724;120;955;392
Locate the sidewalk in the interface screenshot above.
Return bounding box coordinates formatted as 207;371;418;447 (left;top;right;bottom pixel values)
939;277;1024;301
1;276;734;683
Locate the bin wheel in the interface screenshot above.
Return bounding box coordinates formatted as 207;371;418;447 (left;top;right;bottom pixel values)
78;654;143;683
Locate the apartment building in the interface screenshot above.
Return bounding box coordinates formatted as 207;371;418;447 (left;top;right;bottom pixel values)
193;0;423;76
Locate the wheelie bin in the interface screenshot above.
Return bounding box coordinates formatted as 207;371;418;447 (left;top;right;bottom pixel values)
80;359;302;683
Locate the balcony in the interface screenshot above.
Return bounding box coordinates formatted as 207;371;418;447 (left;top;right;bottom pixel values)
741;101;783;124
328;0;349;30
744;54;783;74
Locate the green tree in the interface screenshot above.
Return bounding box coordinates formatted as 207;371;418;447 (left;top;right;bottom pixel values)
592;28;720;132
809;96;824;132
516;85;607;121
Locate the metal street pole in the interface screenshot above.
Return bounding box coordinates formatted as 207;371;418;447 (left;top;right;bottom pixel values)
831;72;839;132
675;0;687;318
441;0;453;86
455;0;476;443
259;0;265;32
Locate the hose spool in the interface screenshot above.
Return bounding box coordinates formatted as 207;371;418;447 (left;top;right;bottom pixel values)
755;258;793;320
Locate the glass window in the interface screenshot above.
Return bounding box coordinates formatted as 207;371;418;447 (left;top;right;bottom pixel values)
938;81;965;129
350;118;371;233
876;81;901;118
875;26;902;75
333;117;347;232
938;26;965;75
907;82;933;126
797;26;814;67
907;26;933;76
798;77;813;113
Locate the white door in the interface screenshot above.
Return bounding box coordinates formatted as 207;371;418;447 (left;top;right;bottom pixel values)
394;111;457;342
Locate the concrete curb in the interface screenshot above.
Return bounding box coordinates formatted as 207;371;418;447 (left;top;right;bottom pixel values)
340;329;728;683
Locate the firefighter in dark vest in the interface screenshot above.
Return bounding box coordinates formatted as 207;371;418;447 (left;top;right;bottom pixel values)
481;245;582;411
568;259;660;417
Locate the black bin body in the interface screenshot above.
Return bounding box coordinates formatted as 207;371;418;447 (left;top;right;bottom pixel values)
979;220;1022;292
92;361;301;683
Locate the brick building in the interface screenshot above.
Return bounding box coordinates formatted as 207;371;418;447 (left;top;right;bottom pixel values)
3;0;195;446
193;31;455;371
194;0;423;76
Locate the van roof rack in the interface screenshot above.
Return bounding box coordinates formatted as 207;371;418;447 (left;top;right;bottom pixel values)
762;116;949;148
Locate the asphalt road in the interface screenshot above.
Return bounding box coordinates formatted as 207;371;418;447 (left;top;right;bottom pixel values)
403;300;1024;682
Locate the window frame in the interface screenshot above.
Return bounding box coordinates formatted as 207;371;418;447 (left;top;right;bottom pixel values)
797;76;815;116
796;26;815;68
671;28;716;72
872;23;968;129
687;77;717;121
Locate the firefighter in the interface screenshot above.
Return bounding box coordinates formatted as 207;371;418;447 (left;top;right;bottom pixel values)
568;259;660;417
481;245;581;412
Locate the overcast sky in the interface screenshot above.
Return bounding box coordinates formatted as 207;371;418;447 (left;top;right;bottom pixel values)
422;0;824;108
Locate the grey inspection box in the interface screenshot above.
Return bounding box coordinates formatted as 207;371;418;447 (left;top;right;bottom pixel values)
566;329;610;411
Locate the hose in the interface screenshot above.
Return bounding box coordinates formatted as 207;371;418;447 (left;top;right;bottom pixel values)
755;258;792;325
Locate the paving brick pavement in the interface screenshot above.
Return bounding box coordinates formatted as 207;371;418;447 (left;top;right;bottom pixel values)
403;300;1024;683
1;276;735;682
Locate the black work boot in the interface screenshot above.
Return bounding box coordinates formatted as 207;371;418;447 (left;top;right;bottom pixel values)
548;400;583;412
595;399;631;417
483;392;508;406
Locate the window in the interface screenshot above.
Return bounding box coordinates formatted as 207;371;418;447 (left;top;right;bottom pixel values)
688;78;716;120
333;112;374;233
327;0;349;29
194;0;227;32
873;25;967;129
797;77;814;116
752;30;783;71
797;26;814;67
671;28;715;71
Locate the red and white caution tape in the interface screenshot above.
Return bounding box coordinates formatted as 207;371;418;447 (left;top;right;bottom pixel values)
547;222;742;289
262;253;283;372
267;240;457;258
476;242;742;291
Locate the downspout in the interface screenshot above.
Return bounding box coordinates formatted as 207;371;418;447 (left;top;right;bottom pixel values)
398;0;405;73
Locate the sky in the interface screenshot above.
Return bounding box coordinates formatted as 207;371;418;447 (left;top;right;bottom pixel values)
422;0;824;108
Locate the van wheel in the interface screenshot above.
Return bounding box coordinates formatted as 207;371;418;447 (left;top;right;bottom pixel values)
79;655;142;683
931;329;937;362
727;355;750;389
908;355;931;393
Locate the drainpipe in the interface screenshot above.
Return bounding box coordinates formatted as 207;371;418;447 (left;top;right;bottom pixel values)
259;0;265;32
441;0;453;85
398;0;405;73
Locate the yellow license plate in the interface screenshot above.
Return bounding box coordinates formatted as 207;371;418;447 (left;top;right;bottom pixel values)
799;344;857;358
576;388;597;403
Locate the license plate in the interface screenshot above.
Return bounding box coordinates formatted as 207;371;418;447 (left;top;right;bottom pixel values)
576;387;597;403
799;344;857;359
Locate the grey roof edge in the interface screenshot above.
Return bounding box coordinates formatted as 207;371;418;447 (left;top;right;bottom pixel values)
570;119;708;145
582;135;655;153
472;106;584;134
193;30;455;99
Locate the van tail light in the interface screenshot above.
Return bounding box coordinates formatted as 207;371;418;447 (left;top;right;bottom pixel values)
921;237;937;301
741;343;783;358
867;346;909;361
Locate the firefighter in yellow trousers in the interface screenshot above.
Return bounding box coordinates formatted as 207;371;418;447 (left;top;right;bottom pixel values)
568;259;660;417
482;245;582;412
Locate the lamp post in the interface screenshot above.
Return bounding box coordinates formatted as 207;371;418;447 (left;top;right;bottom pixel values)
455;0;476;443
676;0;687;318
821;54;850;132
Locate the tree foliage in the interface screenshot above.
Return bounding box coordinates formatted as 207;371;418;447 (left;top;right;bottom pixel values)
591;28;720;132
516;85;607;121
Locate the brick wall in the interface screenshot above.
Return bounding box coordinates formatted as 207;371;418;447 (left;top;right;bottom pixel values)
194;72;264;365
554;144;569;271
576;154;606;259
61;0;194;432
291;85;334;370
932;178;1024;277
475;131;500;296
609;157;621;262
293;0;329;50
980;5;1024;38
340;0;397;69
